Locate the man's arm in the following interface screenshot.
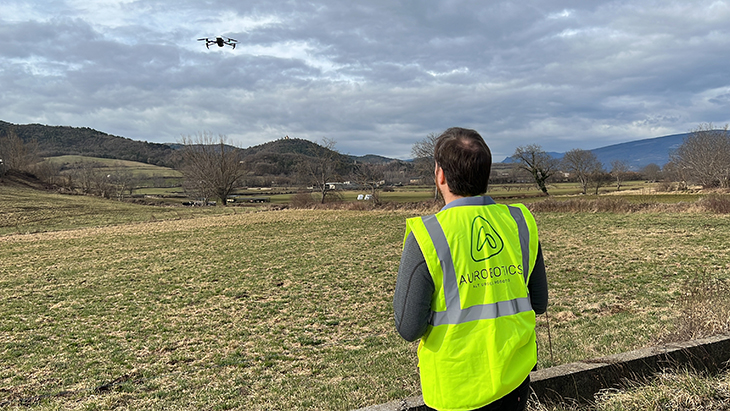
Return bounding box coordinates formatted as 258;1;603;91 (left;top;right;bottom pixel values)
528;243;548;314
393;232;434;342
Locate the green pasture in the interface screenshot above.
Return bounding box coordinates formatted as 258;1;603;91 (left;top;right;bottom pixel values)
2;187;729;409
132;187;186;196
44;156;183;189
45;156;182;179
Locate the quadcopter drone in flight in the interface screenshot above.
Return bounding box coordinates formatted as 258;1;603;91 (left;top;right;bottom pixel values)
197;36;238;49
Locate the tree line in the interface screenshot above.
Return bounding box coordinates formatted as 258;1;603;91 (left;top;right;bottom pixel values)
3;123;728;203
410;123;730;196
177;132;413;205
0;128;414;206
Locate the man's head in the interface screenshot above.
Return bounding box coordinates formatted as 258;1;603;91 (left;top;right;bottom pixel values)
434;127;492;197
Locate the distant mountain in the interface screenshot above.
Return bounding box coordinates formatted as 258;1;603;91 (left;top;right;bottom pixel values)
0;120;176;167
502;132;691;170
238;138;410;176
238;137;354;176
589;133;687;170
2;119;696;172
1;121;409;174
502;152;564;164
349;154;401;164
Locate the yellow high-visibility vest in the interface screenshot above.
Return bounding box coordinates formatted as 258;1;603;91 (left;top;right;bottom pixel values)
404;196;539;411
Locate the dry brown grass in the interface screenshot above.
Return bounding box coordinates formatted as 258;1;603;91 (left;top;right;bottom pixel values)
529;368;730;410
698;194;730;214
288;196;444;214
660;274;730;343
526;196;730;214
592;368;730;411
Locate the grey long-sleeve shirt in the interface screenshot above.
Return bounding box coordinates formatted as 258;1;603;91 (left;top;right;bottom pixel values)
394;232;548;342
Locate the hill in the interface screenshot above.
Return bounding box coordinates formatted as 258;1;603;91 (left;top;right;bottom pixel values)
349;154;400;164
0;121;401;172
0;121;176;167
502;132;692;170
589;132;687;170
1;119;695;172
239;138;354;177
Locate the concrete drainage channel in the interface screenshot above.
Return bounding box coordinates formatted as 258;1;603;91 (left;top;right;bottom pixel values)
356;334;730;411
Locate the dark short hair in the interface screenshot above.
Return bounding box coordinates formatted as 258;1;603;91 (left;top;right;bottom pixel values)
434;127;492;197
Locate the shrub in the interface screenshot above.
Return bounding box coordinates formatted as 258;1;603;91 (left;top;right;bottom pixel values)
527;198;636;213
698;194;730;214
322;190;344;203
289;191;316;208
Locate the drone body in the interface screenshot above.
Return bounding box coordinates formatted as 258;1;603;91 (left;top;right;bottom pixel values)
197;36;238;49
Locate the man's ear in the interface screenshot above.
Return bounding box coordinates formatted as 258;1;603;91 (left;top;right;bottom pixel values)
435;165;447;186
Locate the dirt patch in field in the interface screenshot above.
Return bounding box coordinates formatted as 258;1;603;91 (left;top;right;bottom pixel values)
0;170;55;190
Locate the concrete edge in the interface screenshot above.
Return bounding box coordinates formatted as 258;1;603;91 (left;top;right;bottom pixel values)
355;334;730;411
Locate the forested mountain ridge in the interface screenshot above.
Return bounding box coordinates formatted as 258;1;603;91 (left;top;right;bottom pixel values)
239;138;353;177
0;120;176;167
501;132;693;170
0;121;405;172
4;119;690;173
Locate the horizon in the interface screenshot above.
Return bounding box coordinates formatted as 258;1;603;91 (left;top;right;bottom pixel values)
2;1;729;161
2;119;699;163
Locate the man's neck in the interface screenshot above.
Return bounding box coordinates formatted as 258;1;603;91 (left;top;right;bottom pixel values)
441;190;464;206
434;164;465;206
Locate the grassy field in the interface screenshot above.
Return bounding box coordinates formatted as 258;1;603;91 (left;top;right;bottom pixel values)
0;186;235;236
1;187;729;409
39;154;667;204
44;156;183;191
44;156;182;180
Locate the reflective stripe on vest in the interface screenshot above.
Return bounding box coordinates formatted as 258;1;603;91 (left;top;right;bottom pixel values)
421;204;533;327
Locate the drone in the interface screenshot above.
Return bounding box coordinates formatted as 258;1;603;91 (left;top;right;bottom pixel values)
197;36;238;49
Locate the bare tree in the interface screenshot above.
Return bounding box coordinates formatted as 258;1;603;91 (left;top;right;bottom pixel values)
179;132;246;206
0;128;39;173
91;172;114;199
669;123;730;188
661;160;687;190
297;138;343;204
411;132;439;198
109;168;137;200
352;162;385;205
69;161;100;195
589;170;611;195
562;149;603;195
512;144;558;195
411;132;438;173
610;160;631;191
641;163;662;184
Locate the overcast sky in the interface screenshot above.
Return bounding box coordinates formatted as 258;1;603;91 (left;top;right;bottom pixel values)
2;1;729;160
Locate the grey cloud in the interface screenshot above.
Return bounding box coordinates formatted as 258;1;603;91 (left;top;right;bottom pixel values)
1;0;729;160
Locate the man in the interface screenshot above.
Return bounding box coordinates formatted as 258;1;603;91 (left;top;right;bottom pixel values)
393;127;548;411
